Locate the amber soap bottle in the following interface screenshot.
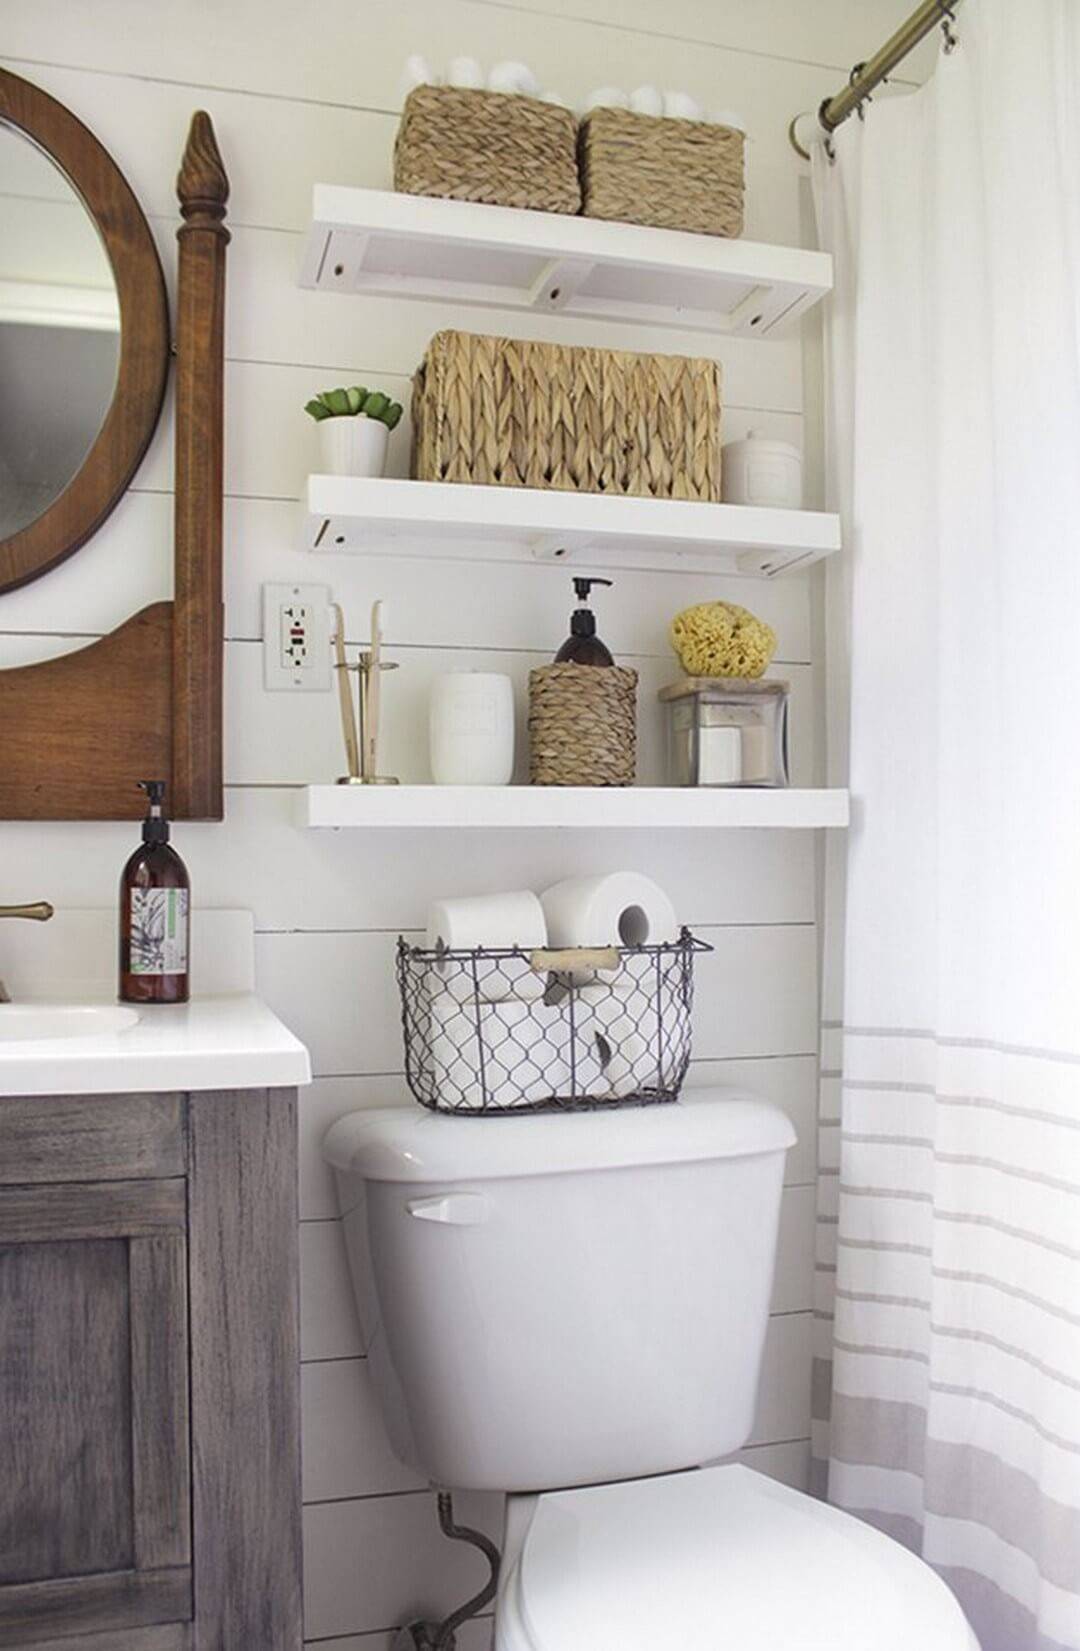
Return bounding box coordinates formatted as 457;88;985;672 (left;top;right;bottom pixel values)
119;781;191;1004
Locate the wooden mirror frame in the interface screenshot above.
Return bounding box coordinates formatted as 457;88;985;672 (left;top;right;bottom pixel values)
0;97;228;821
0;68;170;593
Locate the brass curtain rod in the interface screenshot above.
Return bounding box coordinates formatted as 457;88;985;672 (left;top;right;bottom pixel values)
788;0;960;159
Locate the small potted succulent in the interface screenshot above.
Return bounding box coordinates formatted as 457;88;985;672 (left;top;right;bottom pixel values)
305;385;404;478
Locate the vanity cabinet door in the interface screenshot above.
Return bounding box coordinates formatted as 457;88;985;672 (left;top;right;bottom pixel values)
0;1178;193;1646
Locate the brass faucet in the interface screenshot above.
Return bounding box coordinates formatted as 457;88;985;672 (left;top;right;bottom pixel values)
0;901;54;1003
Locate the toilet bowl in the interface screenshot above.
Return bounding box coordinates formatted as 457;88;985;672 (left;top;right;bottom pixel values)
497;1464;978;1650
324;1091;979;1650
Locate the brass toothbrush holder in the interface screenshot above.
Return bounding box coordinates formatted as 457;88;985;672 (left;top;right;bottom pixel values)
333;601;399;786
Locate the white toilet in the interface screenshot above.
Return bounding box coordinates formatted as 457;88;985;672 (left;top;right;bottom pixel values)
324;1089;978;1649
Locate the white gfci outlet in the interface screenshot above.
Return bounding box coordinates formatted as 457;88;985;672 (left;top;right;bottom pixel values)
262;582;333;691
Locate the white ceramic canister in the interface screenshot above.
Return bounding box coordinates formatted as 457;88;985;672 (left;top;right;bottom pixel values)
429;672;515;785
318;415;390;478
721;429;802;508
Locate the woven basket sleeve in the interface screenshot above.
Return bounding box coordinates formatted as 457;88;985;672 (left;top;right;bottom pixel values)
411;329;722;502
395;85;581;215
579;107;744;238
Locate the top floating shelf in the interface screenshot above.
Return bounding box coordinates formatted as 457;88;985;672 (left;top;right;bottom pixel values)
300;187;833;338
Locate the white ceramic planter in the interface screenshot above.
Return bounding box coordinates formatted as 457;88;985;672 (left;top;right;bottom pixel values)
318;415;390;478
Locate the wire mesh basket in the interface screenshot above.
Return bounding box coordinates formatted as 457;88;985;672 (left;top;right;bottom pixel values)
397;929;710;1115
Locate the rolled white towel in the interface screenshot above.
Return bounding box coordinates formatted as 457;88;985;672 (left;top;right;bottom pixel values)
583;85;629;113
540;90;570;109
662;89;702;121
448;54;484;89
629;84;663;117
401;54;439;95
710;107;747;133
487;59;540;96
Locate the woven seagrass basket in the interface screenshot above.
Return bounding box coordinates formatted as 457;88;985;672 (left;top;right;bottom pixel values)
529;663;638;787
579;108;745;238
394;85;581;215
412;330;722;503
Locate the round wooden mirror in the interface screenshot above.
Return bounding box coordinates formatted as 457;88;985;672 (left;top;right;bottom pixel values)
0;68;168;593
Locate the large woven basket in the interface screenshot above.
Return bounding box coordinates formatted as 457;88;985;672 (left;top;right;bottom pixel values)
579;108;744;238
412;330;722;502
529;663;638;787
394;85;580;215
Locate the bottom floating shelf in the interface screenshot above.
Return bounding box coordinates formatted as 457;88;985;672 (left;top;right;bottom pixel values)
299;784;850;831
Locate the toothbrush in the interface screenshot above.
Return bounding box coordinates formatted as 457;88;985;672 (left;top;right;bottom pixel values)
332;603;361;781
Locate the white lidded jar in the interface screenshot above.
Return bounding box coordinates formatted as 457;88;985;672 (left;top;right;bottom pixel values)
318;414;389;478
721;429;802;509
429;671;515;785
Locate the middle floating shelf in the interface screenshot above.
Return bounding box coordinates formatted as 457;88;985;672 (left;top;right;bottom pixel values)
304;476;841;578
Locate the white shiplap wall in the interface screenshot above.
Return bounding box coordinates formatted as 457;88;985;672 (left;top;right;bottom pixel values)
0;3;913;1642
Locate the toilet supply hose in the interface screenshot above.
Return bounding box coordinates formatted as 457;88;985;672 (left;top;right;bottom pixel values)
392;1492;502;1651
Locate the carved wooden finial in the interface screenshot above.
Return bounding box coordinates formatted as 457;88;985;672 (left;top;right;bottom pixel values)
177;110;229;232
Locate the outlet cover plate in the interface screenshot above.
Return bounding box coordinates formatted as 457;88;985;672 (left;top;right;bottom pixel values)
262;581;333;691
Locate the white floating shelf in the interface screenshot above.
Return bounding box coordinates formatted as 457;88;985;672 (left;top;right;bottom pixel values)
300;186;833;337
305;476;840;578
300;785;850;832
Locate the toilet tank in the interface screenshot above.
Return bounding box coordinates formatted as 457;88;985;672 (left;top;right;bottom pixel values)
323;1089;794;1493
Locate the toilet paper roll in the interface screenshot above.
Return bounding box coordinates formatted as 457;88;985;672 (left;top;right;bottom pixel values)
540;873;678;952
571;981;664;1100
426;891;547;1001
429;993;569;1110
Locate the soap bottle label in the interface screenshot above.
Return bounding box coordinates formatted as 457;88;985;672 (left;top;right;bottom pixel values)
129;889;189;976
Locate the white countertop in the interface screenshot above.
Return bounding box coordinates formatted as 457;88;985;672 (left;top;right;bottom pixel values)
0;992;312;1097
0;909;311;1097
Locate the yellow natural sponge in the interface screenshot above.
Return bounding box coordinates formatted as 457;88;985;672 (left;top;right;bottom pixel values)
670;601;777;679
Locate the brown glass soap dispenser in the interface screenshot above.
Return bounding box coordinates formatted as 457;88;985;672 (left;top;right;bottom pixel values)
119;781;191;1004
554;577;615;666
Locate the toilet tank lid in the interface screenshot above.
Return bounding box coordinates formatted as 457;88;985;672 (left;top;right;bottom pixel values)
322;1090;795;1184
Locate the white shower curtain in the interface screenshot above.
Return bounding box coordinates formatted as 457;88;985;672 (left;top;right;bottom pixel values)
811;5;1080;1649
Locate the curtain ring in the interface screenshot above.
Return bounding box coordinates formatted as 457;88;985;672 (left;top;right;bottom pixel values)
935;0;959;52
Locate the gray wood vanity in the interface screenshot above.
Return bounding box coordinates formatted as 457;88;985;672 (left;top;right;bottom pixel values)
0;1085;303;1649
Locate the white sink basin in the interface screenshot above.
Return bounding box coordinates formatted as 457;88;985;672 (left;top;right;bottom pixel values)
0;1005;139;1044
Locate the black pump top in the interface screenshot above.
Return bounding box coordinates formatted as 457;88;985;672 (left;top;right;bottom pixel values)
555;577;615;665
571;577;612;624
138;779;170;845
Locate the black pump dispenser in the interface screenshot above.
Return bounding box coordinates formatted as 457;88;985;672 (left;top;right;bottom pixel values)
555;577;615;666
139;780;170;844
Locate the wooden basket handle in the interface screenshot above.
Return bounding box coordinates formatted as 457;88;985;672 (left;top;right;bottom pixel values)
528;946;620;973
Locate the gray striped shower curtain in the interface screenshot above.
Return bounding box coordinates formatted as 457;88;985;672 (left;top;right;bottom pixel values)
809;5;1080;1648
